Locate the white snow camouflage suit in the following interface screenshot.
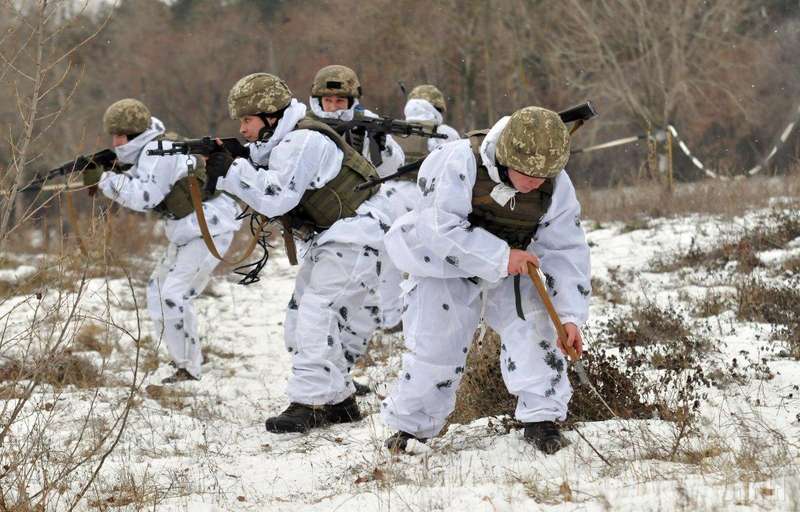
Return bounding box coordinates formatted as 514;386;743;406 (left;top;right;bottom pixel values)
96;117;242;379
380;115;591;439
217;100;396;406
308;97;410;329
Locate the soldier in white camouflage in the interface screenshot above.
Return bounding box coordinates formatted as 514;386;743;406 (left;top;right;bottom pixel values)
370;84;464;330
380;106;591;454
401;84;461;162
85;99;242;384
205;73;399;433
307;65;420;336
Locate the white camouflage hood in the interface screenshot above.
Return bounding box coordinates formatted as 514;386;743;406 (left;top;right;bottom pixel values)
308;96;364;121
403;98;443;125
113;117;165;164
478;115;517;207
248;99;307;165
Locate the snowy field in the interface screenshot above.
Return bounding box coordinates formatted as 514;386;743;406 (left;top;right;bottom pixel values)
1;201;800;511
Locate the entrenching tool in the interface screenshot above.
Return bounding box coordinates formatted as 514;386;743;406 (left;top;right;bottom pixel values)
525;262;615;466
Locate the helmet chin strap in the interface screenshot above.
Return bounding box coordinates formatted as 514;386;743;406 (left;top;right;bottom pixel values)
496;163;512;186
256;105;289;142
257;122;275;142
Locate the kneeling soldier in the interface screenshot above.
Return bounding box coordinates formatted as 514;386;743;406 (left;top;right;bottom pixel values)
380;106;591;454
206;73;395;433
85;99;242;383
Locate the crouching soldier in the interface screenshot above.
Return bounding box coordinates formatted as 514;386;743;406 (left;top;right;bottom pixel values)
205;73;395;433
380;107;591;454
84;99;242;383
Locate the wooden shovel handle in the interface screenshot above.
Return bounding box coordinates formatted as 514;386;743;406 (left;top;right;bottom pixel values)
526;262;579;362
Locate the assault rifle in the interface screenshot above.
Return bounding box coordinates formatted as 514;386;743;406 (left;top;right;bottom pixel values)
355;101;598;191
317;113;448;166
146;137;247;157
22;148;130;192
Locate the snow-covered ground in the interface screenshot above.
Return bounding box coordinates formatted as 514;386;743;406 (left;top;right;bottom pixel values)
1;204;800;511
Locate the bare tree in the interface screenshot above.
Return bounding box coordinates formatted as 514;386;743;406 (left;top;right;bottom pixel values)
538;0;761;129
0;0;109;252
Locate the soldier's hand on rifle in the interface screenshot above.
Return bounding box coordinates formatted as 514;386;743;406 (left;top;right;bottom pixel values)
82;166;103;187
206;151;234;193
507;248;540;276
372;132;387;152
558;323;583;360
81;166;103;196
348;126;366;150
226;139;250;159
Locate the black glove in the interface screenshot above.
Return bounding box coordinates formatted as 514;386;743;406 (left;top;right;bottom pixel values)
205;151;234;193
226;140;250;159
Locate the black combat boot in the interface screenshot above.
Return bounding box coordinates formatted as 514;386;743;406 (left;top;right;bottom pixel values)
523;421;565;454
353;380;371;396
326;395;362;424
161;368;198;384
385;431;427;453
265;403;328;433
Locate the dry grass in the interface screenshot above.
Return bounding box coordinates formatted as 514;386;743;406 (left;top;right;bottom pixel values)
74;323;114;358
577;171;800;223
0;351;106;389
87;466;187;510
0;265;78;297
143;384;193;411
692;289;734;318
653;209;800;273
736;277;800;358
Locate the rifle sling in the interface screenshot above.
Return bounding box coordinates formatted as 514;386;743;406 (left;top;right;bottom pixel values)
187;176;261;265
279;216;298;266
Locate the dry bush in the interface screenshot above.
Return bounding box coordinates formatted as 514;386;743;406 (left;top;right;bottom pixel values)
143;384;192;411
449;329;659;427
449;330;515;425
736;277;800;358
578;173;800;223
598;303;691;349
566;350;657;425
0;351;105;389
653;208;800;273
0;266;78;298
692;289;734;318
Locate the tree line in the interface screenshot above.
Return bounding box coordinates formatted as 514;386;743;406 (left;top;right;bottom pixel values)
2;0;800;191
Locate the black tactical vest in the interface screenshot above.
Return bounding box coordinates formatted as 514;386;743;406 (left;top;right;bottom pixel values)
466;130;553;249
286;117;380;230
